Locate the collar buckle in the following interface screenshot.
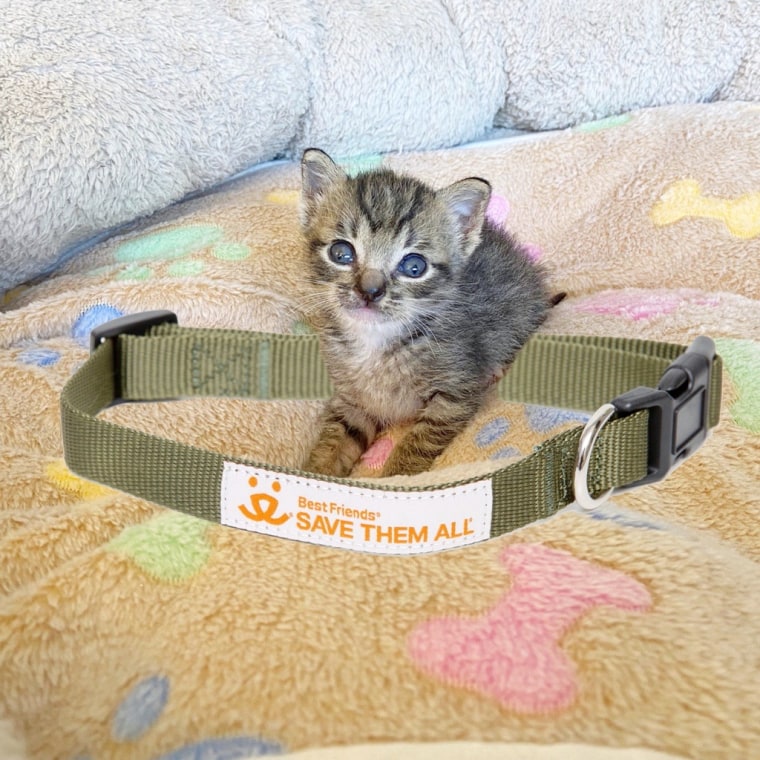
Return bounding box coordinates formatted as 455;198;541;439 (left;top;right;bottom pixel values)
89;310;178;400
89;310;178;354
574;336;717;509
613;335;716;490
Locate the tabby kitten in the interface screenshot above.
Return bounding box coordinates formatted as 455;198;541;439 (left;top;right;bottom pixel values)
300;148;550;478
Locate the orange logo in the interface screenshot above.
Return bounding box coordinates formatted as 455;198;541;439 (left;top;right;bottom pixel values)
238;477;289;525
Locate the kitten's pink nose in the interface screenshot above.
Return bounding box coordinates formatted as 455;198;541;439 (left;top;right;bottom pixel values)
356;269;387;303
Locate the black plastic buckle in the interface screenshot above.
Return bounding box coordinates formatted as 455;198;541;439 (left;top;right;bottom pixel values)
612;336;716;489
90;310;178;400
90;310;178;353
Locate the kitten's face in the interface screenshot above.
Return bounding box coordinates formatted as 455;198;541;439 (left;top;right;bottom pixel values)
300;150;490;343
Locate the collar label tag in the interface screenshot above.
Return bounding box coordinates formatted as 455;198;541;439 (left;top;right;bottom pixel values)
221;462;493;554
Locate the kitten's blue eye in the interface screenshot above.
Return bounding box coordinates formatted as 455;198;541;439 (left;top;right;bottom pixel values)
328;240;356;266
397;253;428;278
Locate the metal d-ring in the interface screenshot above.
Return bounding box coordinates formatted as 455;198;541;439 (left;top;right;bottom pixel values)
574;403;617;510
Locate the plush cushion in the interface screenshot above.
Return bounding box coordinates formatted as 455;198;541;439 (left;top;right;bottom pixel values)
1;0;757;293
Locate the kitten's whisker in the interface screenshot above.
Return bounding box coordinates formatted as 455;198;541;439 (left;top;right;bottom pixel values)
295;290;338;311
405;315;444;358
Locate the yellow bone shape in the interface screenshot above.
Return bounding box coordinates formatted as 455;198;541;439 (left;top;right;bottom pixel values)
651;179;760;239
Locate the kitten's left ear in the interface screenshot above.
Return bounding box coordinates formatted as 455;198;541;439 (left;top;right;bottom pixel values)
301;149;346;207
438;177;492;255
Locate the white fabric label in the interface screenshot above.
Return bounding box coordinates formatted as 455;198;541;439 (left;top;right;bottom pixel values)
220;462;493;555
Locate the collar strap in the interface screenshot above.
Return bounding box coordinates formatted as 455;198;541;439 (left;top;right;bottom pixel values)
61;311;722;554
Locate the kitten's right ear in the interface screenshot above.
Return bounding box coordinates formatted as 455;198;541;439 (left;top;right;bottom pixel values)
301;149;346;207
438;177;491;256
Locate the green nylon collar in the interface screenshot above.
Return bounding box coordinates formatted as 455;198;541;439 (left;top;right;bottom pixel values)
60;316;722;545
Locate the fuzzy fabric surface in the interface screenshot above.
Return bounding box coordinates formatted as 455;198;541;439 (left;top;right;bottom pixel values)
1;0;759;292
1;102;759;759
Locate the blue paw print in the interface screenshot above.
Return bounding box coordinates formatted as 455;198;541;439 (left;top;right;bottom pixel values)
112;675;170;742
586;510;665;531
19;346;61;367
71;304;124;347
158;737;283;759
474;417;510;447
490;446;521;461
525;405;589;433
107;673;283;757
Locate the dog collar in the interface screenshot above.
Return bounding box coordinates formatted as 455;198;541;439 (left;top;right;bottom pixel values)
61;311;721;555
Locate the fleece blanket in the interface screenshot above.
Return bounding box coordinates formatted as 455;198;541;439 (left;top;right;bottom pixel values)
2;0;759;293
1;101;759;759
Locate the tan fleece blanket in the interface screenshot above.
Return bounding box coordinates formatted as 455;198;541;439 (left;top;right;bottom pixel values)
1;102;759;759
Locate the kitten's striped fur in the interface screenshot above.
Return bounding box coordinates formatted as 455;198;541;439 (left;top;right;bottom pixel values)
300;149;551;478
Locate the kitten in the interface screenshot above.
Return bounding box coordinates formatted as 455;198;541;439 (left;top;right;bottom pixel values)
300;148;551;478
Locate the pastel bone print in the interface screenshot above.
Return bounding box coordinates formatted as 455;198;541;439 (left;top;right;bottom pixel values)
575;288;719;322
651;179;760;239
407;543;652;713
486;193;543;261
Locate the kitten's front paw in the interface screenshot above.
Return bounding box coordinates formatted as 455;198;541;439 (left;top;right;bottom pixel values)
379;449;432;478
305;440;362;478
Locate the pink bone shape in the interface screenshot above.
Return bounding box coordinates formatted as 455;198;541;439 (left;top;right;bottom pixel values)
407;543;652;713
